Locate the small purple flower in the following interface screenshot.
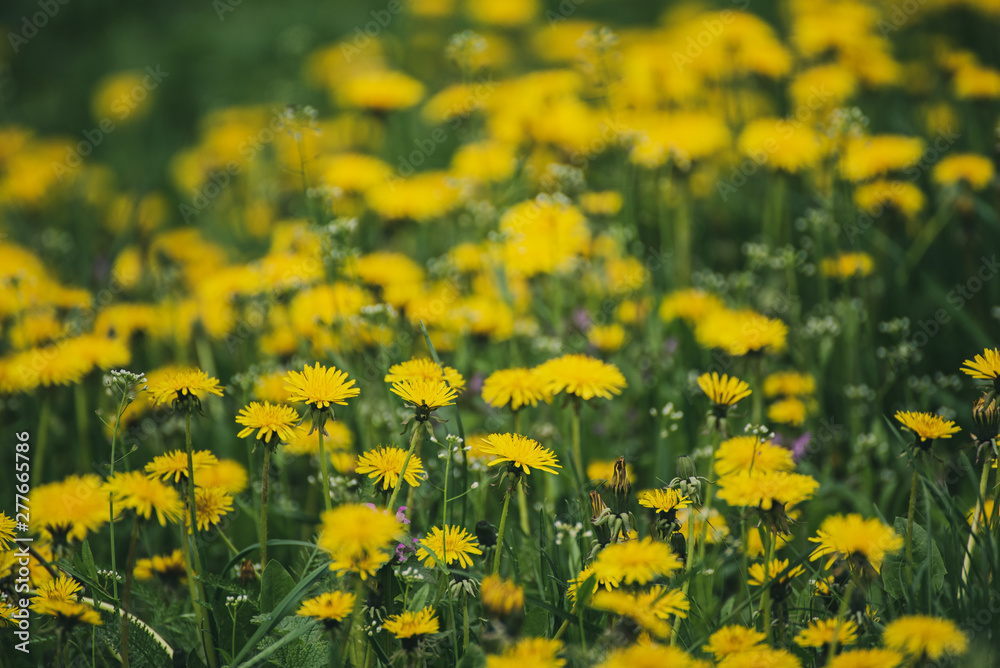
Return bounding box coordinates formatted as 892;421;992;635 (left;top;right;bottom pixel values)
792;432;812;461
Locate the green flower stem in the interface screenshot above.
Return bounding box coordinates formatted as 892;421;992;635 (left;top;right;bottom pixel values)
571;401;584;489
120;515;140;668
462;593;470;657
107;392;129;609
761;527;775;641
672;511;699;646
388;427;423;511
341;577;367;664
34;393;52;486
674;181;691;285
827;578;857;659
74;381;90;474
317;421;333;512
184;413;218;668
514;411;530;535
961;451;993;591
697;430;721;568
905;465;919;574
492;485;513;575
260;446;271;567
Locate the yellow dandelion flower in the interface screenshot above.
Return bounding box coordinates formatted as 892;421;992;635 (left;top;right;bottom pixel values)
390;378;459;410
284;363;360;411
591;537;682;586
961;347;1000;385
236;401;299;445
338;70;424;112
499;198;590;277
821;253;875;279
839;135;924;182
587;324;627;352
678;506;730;545
856;179;926;219
566;564;620;603
482;367;553;411
659;289;725;325
384;357;466;392
748;558;805;587
768;397;809;427
591;586;689;639
196;459;249;494
35;574;83;603
703;625;766;660
104;472;183;526
316;504;405;580
763;371;816;398
809;513;903;574
715;436;795;476
695;308;788;356
737;117;824;173
0;512;17;550
793;617;858;648
595;643;702;668
193;486;233;531
580;191;623;216
145;449;218;484
383;606;439;641
356;446;426;491
480;575;524;617
486;637;565;668
146;367;223;407
717;647;801;668
638;488;692;515
828;648;904;668
697;372;752;408
716;471;818;511
882;615;968;660
479;433;561;475
894;411;961;446
29;474;111;544
536;354;627;401
297;590;356;628
417;525;483;569
134;549;187;585
365;171;460;223
933;154;994;190
32;599;103;627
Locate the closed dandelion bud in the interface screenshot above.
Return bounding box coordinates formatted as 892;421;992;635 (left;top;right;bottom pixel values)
676;456;697;481
476;520;497;549
589;490;612;547
610;457;631;514
972;392;1000;434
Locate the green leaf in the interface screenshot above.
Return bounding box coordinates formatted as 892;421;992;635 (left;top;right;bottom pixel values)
457;644;486;668
260;560;297;613
80;539;99;584
523;605;549;638
409;582;432;611
231;563;329;666
882;517;946;600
